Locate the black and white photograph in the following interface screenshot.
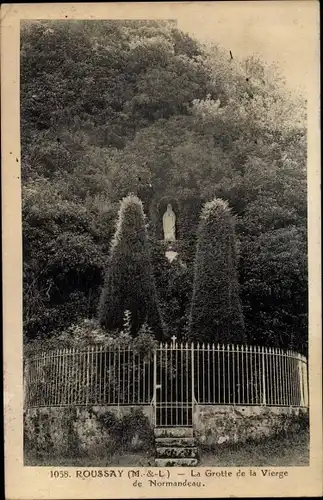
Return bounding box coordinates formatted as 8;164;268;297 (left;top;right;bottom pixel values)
2;2;321;498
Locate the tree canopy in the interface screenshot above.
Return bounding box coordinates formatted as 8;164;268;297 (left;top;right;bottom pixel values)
22;20;307;352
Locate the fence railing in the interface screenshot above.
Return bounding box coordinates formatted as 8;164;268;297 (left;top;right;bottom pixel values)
24;342;308;409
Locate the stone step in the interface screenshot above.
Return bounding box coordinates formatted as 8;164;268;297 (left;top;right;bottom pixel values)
155;437;196;447
155;458;198;467
154;427;194;438
156;446;198;459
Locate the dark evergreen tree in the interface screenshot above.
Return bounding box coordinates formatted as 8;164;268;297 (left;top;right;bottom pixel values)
189;198;245;343
98;194;164;339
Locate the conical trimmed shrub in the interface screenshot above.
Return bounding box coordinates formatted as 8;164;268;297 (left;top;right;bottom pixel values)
98;194;164;339
188;198;245;343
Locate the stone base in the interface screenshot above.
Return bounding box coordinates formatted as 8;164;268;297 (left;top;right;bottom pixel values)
24;405;308;462
24;405;154;460
194;405;308;447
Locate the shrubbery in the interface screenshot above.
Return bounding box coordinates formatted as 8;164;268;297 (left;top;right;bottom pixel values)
24;315;158;356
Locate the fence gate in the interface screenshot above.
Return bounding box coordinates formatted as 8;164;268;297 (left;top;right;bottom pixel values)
154;340;194;427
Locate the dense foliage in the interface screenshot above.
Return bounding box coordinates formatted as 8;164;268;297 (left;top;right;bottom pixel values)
98;195;164;338
22;20;307;352
189;199;245;343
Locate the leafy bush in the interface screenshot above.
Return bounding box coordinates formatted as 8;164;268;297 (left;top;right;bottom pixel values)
96;408;154;452
24;315;158;354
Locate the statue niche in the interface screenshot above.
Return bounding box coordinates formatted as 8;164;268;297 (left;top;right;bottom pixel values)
162;204;176;242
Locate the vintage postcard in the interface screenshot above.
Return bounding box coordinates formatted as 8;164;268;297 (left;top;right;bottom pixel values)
2;1;322;498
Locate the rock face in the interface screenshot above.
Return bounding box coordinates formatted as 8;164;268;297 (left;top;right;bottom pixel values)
154;427;199;467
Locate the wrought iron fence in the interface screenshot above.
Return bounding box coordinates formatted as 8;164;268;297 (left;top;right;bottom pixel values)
24;342;308;409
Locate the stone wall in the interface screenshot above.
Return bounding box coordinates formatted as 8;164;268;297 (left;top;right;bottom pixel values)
24;403;308;460
24;405;154;461
194;405;308;447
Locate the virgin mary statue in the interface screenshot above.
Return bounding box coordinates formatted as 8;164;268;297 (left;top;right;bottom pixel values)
163;204;176;242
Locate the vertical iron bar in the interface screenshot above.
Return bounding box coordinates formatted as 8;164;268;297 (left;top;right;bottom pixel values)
300;358;304;407
98;346;102;405
278;349;283;405
186;342;189;426
282;351;286;405
153;347;157;426
262;346;266;405
76;350;80;405
95;347;98;405
86;347;90;406
54;351;59;406
290;351;294;405
254;346;261;405
295;355;299;405
237;345;241;404
293;353;297;405
227;345;231;404
246;346;251;404
268;348;272;405
275;348;280;405
181;343;184;425
50;353;54;406
191;342;194;419
290;351;295;406
127;345;130;404
122;349;125;405
285;351;289;405
103;347;106;405
63;349;67;406
249;346;255;404
217;344;220;403
197;343;200;403
40;352;44;406
222;344;225;403
107;347;110;405
35;355;39;407
148;349;151;403
289;351;293;405
202;343;205;403
159;343;162;425
65;348;69;405
70;348;74;405
232;345;236;405
40;351;45;405
286;351;290;405
212;343;215;403
241;345;245;404
170;342;173;427
118;346;121;406
207;344;211;403
304;358;309;407
70;348;74;406
65;348;69;406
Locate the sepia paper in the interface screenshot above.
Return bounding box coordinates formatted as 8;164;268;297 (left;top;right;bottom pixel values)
1;1;322;499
